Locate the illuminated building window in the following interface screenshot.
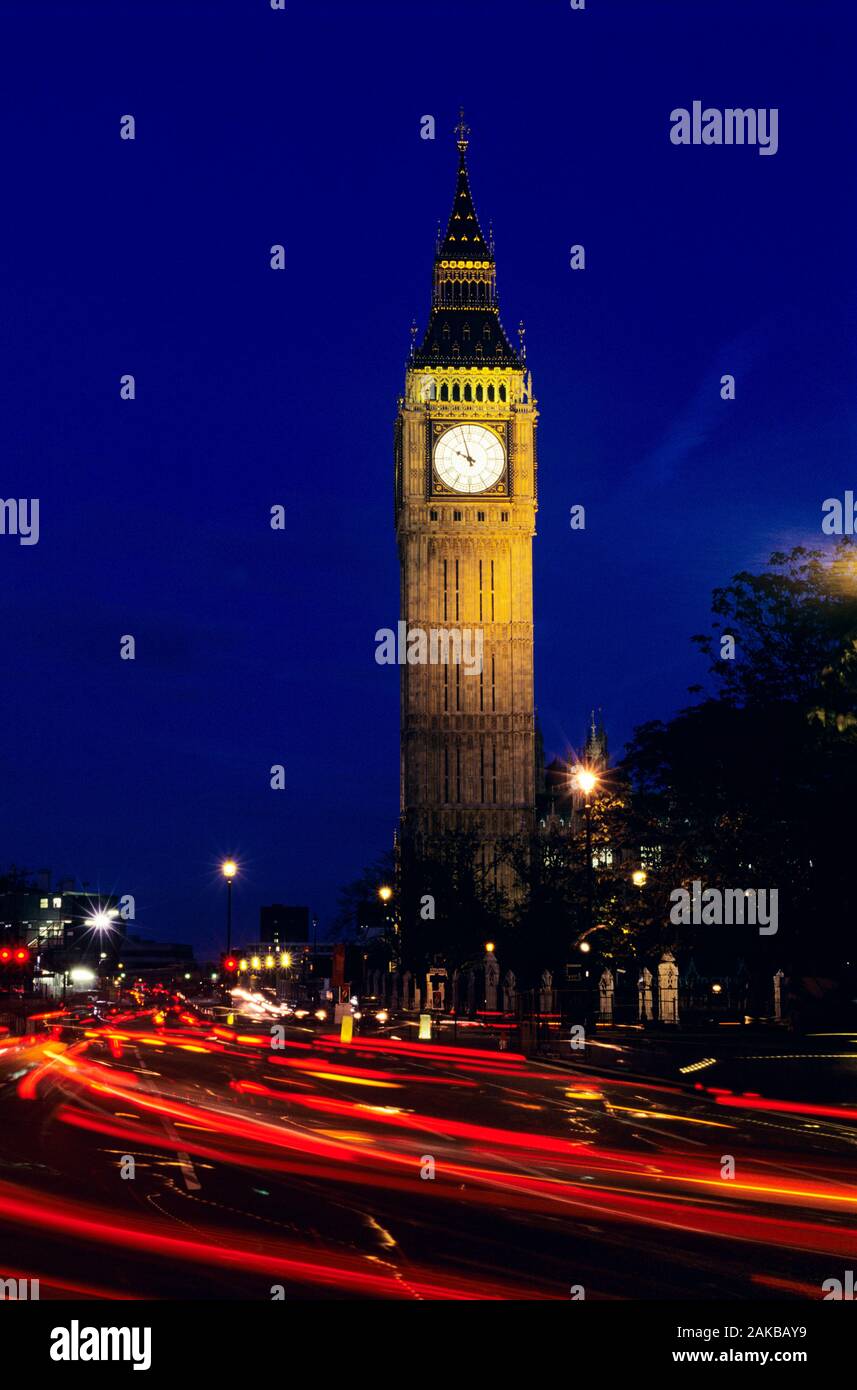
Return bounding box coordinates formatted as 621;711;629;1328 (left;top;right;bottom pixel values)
475;344;483;359
462;323;470;340
52;897;62;908
483;322;491;338
39;898;49;909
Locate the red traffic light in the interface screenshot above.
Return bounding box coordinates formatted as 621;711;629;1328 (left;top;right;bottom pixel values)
223;957;238;972
0;946;29;966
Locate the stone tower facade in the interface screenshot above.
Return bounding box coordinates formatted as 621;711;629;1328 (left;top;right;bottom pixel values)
395;119;537;883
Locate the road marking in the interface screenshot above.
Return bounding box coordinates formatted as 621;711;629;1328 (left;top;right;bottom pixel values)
132;1043;201;1192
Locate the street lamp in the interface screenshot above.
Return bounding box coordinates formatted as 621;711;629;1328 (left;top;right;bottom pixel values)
221;859;237;954
572;767;599;943
378;885;393;903
632;869;647;888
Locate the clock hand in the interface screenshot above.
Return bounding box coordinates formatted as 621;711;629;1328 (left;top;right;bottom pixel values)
457;427;476;465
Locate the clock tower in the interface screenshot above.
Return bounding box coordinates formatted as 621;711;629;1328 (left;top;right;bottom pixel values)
395;118;537;888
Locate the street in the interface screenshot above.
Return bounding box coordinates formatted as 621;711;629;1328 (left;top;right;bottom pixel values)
0;1008;854;1300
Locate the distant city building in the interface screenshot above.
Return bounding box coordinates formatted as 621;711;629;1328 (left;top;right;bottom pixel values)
118;936;196;978
0;871;126;958
259;904;310;944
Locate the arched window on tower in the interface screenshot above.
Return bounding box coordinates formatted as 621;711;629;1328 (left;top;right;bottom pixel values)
487;384;495;402
464;383;472;401
499;383;507;402
440;382;449;401
452;382;461;401
475;383;483;400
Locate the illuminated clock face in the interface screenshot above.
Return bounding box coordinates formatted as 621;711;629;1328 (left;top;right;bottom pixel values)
434;424;505;495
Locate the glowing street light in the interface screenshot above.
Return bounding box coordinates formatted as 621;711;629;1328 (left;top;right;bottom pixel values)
632;869;648;888
484;941;496;954
573;767;598;797
378;885;393;903
87;910;114;932
572;766;599;943
221;859;238;953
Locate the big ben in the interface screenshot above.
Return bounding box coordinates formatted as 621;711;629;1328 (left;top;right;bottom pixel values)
395;117;537;888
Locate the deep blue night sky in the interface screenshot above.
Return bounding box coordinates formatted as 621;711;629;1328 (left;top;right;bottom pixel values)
0;0;854;955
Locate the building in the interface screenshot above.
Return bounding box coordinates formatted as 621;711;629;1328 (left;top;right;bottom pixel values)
117;936;196;980
259;904;310;945
395;117;538;884
0;872;126;960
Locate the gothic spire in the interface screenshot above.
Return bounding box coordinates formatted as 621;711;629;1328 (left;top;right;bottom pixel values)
438;110;491;262
411;117;521;369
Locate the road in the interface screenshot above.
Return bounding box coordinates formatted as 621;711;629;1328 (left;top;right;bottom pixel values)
0;1007;854;1299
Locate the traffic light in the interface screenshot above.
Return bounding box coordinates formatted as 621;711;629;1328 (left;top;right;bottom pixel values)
221;955;238;973
0;945;30;969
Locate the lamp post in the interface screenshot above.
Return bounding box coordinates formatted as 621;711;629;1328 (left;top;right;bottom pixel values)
377;884;399;971
222;860;237;954
573;768;598;943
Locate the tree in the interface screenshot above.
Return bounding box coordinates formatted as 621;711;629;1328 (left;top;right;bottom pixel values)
623;541;857;998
